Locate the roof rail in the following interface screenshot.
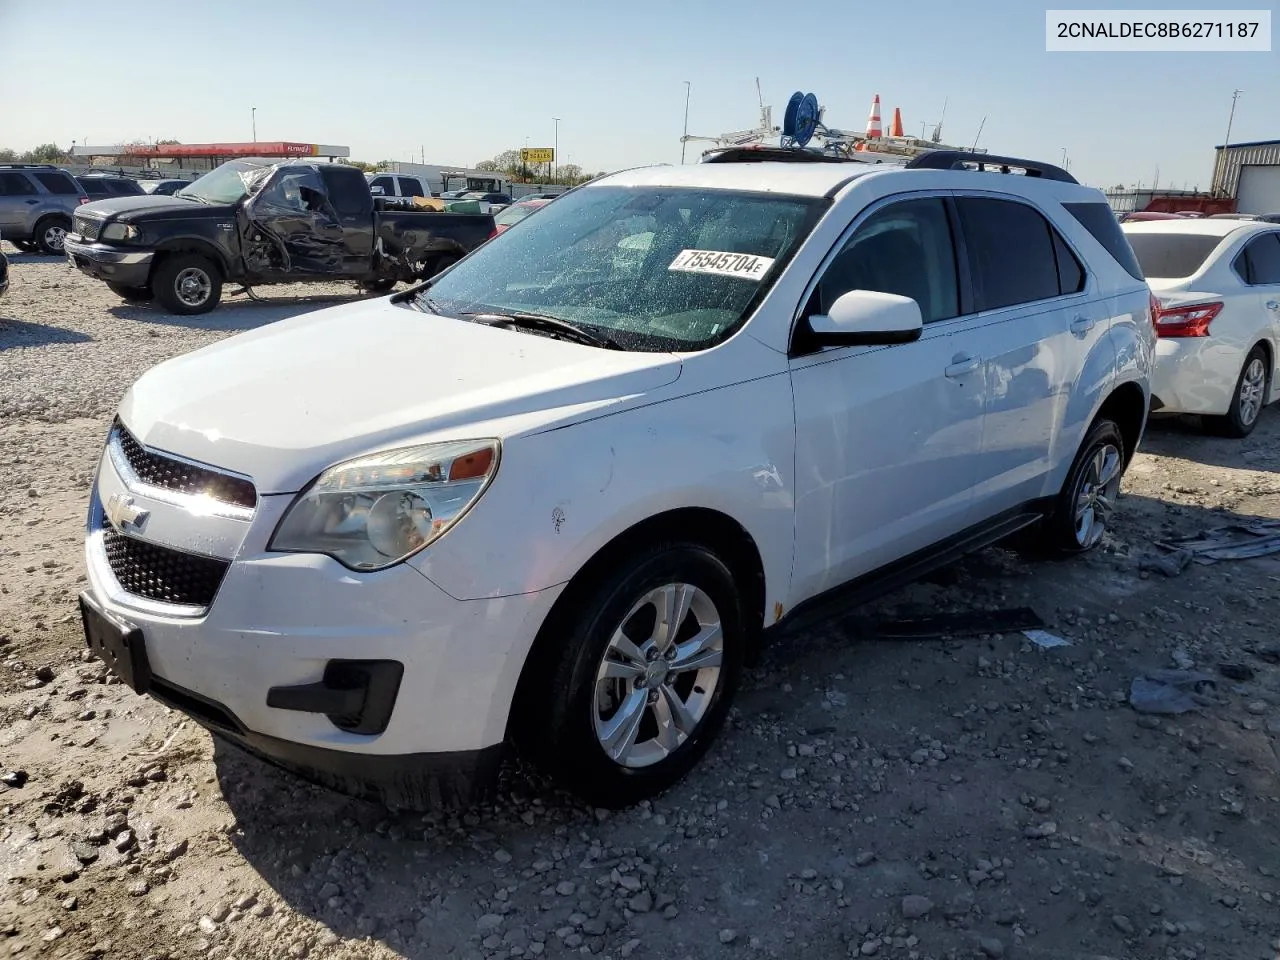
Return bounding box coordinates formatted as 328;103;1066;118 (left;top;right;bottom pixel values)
0;163;60;170
905;150;1078;184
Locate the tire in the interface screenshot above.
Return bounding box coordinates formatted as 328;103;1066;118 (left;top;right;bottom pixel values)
419;255;458;280
34;216;71;255
153;254;221;315
1204;345;1269;439
522;542;745;808
359;278;397;294
106;283;154;303
1030;419;1127;556
12;240;37;253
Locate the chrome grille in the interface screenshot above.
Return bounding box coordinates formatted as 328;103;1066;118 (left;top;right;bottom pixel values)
100;518;230;608
75;215;101;241
111;420;257;510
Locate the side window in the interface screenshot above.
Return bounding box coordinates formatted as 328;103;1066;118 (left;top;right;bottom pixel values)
1052;231;1085;294
815;197;959;323
956;197;1061;311
320;167;370;218
369;176;395;195
1239;234;1280;285
1063;200;1145;280
0;172;38;196
33;172;80;195
398;177;423;197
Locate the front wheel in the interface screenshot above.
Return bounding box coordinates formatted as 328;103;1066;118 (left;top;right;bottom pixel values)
153;254;222;315
1205;345;1269;438
522;543;744;808
34;216;71;255
1030;419;1126;555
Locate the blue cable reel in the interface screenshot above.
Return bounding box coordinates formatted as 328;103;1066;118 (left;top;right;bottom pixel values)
781;92;820;149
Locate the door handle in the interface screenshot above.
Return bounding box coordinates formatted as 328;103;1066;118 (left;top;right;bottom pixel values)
1267;300;1279;311
1070;315;1096;335
945;354;981;378
25;199;38;205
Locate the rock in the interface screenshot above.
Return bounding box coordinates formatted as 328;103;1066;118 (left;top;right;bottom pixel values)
1;770;29;788
76;710;95;722
855;851;876;867
618;875;643;893
1118;757;1134;771
1024;821;1057;839
41;927;63;943
719;928;738;944
317;882;341;900
198;917;218;936
901;895;934;919
477;913;503;933
35;666;55;682
127;880;149;897
234;894;257;911
620;938;643;958
71;841;99;864
210;904;231;923
1112;915;1134;935
162;839;189;862
1218;662;1254;681
780;768;798;781
61;896;77;911
114;830;136;853
628;890;654;913
980;937;1005;957
494;849;513;864
556;880;576;896
582;918;607;936
1246;701;1268;716
860;941;880;956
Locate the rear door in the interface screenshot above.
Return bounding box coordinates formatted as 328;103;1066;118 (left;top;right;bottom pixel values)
952;193;1106;519
0;172;40;237
1233;231;1280;400
318;166;375;274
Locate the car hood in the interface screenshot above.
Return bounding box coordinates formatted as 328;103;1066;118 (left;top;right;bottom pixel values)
78;194;235;222
117;298;683;493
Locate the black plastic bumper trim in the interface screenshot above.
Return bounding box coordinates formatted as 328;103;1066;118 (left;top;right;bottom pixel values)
147;676;502;811
266;659;404;735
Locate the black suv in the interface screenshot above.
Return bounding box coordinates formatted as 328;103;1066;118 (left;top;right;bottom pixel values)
0;164;89;253
77;175;147;199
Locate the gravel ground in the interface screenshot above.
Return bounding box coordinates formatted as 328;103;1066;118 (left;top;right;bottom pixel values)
2;245;1279;960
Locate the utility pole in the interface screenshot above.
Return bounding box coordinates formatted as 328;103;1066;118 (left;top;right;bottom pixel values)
552;117;560;183
251;107;257;142
1215;88;1242;194
681;81;691;164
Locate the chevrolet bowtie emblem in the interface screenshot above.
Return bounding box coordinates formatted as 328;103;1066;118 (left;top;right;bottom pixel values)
104;493;149;532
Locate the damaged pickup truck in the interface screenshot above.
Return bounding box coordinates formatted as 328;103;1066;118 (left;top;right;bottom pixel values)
63;159;496;314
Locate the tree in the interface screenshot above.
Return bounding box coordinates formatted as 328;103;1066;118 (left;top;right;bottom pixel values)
0;148;16;163
21;143;64;163
339;158;377;173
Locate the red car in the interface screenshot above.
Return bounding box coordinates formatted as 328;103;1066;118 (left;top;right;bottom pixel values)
492;198;551;235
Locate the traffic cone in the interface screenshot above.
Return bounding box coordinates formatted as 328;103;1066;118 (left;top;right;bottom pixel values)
866;95;882;139
890;107;904;138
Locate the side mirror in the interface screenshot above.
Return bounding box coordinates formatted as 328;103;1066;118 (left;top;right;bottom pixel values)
369;185;385;196
806;290;923;347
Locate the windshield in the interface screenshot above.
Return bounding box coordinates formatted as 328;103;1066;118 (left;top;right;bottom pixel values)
1125;232;1227;278
176;160;272;204
421;185;823;352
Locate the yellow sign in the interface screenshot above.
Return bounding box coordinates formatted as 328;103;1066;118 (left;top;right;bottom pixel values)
521;147;555;164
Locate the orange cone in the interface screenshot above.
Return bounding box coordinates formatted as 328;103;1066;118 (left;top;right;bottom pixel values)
890;107;904;138
865;95;882;139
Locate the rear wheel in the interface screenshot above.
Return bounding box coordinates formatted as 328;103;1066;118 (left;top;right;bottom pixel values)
1025;419;1126;555
520;543;744;808
153;254;221;315
106;283;154;303
359;278;397;294
34;216;71;255
1205;345;1269;438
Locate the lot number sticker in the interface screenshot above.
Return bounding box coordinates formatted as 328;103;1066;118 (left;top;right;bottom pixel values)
668;249;775;280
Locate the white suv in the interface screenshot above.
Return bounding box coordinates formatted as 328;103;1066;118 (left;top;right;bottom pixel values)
80;152;1154;810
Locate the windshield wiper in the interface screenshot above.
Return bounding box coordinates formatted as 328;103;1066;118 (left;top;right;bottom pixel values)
176;192;208;204
463;312;623;350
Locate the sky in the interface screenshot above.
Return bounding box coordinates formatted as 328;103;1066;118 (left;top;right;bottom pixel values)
1;0;1276;190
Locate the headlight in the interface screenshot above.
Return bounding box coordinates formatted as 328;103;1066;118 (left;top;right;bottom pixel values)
269;439;500;571
100;223;139;241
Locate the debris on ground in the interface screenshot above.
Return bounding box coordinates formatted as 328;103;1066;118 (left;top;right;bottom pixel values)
1129;669;1220;714
1023;629;1072;649
872;607;1044;639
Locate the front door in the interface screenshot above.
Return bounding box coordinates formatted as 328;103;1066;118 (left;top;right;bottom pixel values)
244;166;346;277
1236;231;1280;404
789;195;986;602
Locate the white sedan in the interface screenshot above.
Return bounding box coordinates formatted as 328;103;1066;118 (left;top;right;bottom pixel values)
1123;218;1280;436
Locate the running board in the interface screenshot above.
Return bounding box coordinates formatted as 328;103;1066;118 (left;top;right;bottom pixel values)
771;506;1048;639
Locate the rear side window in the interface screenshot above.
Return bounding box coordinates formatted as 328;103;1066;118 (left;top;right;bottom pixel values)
80;179;109;196
33;172;80;195
0;172;38;196
955;197;1062;310
1063;201;1144;280
319;167;370;218
398;177;423;197
1053;232;1085;294
1236;233;1280;285
1125;233;1225;279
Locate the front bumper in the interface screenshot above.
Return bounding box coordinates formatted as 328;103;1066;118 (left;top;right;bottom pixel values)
64;237;154;287
83;434;563;809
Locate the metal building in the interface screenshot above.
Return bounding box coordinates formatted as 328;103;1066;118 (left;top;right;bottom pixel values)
1210;139;1280;213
